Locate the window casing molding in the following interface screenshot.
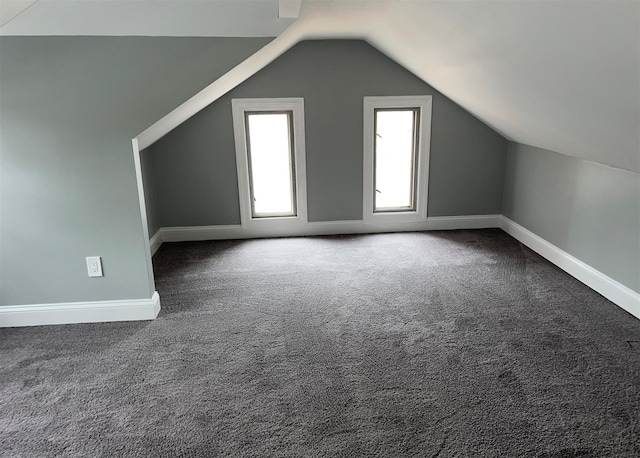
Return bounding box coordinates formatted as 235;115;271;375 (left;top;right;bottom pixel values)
232;98;308;228
363;95;432;224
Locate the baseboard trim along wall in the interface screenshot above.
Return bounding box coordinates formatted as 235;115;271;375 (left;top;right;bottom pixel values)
149;230;163;256
8;214;635;328
0;292;161;328
500;216;640;320
151;214;639;320
155;214;502;246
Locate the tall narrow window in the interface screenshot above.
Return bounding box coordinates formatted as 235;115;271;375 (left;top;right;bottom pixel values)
245;112;296;217
232;98;307;227
374;108;419;211
363;96;432;224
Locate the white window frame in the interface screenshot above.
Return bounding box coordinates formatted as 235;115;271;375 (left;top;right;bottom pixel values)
232;98;308;228
363;95;432;224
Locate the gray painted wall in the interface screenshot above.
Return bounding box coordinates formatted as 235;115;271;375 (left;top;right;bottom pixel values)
503;142;640;293
0;36;272;306
140;148;160;238
148;40;507;226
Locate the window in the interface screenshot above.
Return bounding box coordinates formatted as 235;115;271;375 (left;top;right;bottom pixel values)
363;96;431;223
245;111;296;217
374;108;419;211
232;98;307;226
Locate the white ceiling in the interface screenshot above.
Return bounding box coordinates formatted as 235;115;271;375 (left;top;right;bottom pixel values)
2;0;638;172
0;0;36;27
292;1;639;172
0;0;294;36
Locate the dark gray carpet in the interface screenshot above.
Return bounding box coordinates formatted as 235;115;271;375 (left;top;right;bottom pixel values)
1;229;639;457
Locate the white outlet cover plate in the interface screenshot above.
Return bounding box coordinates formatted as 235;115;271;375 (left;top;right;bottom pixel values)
86;256;103;277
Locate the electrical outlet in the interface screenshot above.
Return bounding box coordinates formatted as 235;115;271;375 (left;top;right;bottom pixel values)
86;256;103;277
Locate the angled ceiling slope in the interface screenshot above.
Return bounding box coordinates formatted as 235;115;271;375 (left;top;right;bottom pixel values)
32;0;623;173
0;0;37;27
0;0;296;36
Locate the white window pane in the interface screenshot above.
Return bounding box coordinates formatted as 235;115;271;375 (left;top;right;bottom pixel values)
246;113;295;216
374;110;416;210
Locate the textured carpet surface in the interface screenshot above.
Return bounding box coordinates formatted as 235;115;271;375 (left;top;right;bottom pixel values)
1;229;639;457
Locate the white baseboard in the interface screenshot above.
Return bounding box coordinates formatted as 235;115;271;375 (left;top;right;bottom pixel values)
0;292;161;328
149;215;639;320
158;214;503;243
149;230;163;256
501;216;639;320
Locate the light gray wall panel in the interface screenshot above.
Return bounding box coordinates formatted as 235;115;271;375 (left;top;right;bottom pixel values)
150;101;242;227
150;40;507;225
140;147;160;237
428;98;507;217
0;36;272;306
503;142;640;293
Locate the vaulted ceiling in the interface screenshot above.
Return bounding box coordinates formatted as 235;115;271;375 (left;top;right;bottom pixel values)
295;1;639;172
0;0;295;36
1;0;638;172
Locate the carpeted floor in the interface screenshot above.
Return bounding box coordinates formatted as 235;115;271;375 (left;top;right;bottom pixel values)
1;229;639;457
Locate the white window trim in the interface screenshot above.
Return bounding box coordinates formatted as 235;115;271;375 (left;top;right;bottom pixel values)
363;95;432;224
232;98;308;228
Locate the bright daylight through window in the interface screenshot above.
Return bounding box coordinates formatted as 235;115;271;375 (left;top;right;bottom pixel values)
245;112;295;217
374;108;418;211
232;98;307;227
363;96;431;224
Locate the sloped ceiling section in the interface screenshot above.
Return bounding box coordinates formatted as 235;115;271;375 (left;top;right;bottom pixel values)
3;0;637;171
0;0;295;36
0;0;37;27
139;0;639;172
351;1;640;173
295;0;640;173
